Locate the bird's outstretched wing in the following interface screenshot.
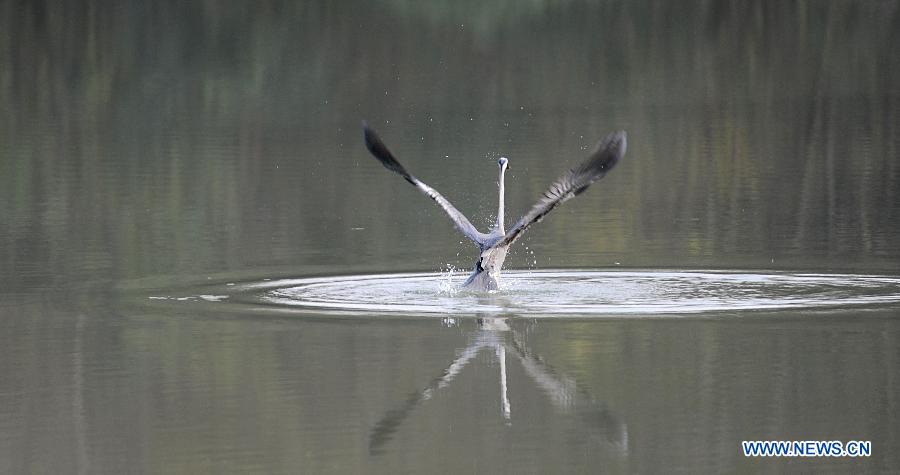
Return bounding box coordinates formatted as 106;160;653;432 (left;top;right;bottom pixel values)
363;123;488;246
492;131;626;249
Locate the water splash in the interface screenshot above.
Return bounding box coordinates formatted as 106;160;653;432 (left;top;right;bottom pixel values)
438;264;461;295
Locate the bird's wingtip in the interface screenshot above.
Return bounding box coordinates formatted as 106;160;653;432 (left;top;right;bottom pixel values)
594;130;627;155
362;121;379;149
616;130;627;152
603;130;627;156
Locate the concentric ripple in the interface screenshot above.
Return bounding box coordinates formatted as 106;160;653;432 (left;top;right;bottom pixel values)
182;269;900;317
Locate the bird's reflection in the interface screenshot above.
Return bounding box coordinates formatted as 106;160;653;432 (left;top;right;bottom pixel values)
368;310;627;456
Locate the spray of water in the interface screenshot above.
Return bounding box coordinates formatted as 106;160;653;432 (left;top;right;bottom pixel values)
438;264;461;295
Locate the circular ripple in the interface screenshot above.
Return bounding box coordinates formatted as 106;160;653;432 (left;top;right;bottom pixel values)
221;270;900;317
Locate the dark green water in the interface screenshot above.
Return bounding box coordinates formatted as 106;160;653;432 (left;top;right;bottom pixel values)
2;1;899;472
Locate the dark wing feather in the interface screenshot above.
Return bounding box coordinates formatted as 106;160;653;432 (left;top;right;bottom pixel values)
492;131;627;248
363;123;488;245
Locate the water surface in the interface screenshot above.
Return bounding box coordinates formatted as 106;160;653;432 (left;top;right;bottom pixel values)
2;1;900;473
142;269;900;316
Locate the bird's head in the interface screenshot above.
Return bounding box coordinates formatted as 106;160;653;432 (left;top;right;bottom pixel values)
498;157;510;170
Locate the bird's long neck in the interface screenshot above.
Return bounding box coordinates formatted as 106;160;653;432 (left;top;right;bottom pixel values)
496;165;506;233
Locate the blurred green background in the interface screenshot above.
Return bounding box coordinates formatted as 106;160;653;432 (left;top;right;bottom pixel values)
2;0;897;294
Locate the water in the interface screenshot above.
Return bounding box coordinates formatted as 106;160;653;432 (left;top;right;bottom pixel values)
143;270;900;316
3;1;900;473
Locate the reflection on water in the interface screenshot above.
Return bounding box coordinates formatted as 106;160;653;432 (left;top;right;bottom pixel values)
369;317;627;455
3;296;898;473
2;0;900;472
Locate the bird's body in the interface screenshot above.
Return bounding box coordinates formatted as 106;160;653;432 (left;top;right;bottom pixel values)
464;245;509;290
363;123;626;291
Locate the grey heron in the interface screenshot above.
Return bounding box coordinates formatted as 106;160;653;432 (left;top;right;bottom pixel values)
363;122;626;291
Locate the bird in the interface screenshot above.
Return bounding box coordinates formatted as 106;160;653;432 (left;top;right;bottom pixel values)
363;122;626;291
